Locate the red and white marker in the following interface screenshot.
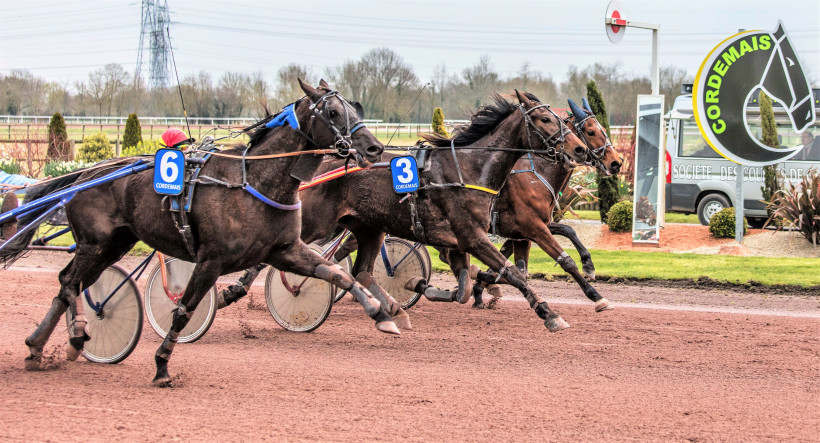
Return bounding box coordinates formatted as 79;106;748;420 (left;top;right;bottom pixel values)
605;0;626;44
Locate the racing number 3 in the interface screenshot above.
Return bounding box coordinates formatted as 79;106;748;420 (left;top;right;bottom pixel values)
395;157;414;184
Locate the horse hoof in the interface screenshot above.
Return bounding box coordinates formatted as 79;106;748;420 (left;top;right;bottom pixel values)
393;311;413;330
595;298;613;312
376;321;401;335
65;343;81;361
404;277;427;293
545;317;570;332
152;377;173;388
585;271;597;282
216;291;228;309
24;356;41;371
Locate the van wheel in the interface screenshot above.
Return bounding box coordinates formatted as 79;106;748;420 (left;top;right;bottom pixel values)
697;194;730;225
748;217;767;229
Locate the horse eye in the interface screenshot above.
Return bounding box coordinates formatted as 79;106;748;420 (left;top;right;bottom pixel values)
540;116;550;123
587;130;596;136
329;109;339;118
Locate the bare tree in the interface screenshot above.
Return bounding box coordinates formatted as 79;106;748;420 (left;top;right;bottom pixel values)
273;64;316;109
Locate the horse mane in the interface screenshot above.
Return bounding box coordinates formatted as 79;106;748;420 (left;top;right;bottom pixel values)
241;98;307;148
422;92;536;147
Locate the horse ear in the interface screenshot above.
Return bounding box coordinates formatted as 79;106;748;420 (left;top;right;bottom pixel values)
581;97;592;113
319;79;330;90
515;89;534;108
352;101;365;119
567;98;587;119
298;78;322;102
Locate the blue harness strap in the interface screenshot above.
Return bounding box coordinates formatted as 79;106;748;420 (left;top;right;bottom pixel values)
244;184;301;210
510;153;557;203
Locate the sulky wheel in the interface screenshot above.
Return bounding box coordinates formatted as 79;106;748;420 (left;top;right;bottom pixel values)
265;244;333;332
144;257;217;344
65;265;142;364
373;237;427;309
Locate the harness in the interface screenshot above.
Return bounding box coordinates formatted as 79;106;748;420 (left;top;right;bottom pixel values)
408;103;571;242
164;91;366;257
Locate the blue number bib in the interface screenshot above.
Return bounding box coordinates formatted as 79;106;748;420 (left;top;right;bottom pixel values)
390;156;419;193
153;149;185;195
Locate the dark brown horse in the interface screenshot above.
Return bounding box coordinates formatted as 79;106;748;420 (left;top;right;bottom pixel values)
14;80;399;385
468;98;623;309
297;91;588;332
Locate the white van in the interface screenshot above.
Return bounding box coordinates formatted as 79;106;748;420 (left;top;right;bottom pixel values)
664;85;820;227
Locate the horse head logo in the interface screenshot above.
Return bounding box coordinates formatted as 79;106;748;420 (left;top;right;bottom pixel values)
694;21;816;166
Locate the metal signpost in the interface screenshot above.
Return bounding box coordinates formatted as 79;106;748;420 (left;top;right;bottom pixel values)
605;1;665;244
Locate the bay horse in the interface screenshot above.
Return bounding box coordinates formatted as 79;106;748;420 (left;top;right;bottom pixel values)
12;80;399;386
469;97;623;308
297;91;588;331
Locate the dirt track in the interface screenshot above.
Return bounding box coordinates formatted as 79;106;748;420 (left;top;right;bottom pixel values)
1;256;818;442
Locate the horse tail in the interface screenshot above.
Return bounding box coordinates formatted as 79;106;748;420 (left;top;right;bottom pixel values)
1;173;83;265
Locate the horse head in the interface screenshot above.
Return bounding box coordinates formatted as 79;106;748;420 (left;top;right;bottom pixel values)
760;22;815;132
297;79;383;167
567;98;622;176
514;90;587;166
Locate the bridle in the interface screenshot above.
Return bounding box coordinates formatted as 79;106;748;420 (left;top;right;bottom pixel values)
518;103;573;162
568;112;614;169
307;90;367;158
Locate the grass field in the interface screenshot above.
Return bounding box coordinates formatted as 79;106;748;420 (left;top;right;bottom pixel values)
32;226;817;287
427;245;820;287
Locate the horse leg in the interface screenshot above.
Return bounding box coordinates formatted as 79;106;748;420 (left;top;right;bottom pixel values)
530;225;611;312
549;222;595;280
465;236;569;332
267;241;399;335
332;234;358;262
26;235;136;368
154;260;221;386
405;247;474;304
218;264;266;308
349;230;411;330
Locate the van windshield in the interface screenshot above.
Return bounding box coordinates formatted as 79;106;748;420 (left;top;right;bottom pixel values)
679;119;820;161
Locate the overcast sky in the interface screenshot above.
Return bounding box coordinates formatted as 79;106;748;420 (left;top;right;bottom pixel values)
1;0;818;88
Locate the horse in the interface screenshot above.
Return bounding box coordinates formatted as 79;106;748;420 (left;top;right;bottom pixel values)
469;97;623;308
12;80;400;386
296;90;588;332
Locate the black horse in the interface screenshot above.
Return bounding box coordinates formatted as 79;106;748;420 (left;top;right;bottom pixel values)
11;80;400;386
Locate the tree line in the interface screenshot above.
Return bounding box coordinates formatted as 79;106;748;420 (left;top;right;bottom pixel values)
1;48;691;124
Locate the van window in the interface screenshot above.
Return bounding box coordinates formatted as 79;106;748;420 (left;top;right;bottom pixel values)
679;119;820;161
679;120;721;158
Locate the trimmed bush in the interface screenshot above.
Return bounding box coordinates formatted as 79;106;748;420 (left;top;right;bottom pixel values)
122;113;143;150
43;160;92;178
121;139;163;157
432;107;448;137
78;132;114;163
47;112;71;161
709;207;748;238
606;200;633;232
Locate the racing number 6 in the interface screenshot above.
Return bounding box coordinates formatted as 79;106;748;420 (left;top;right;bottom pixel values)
396;158;414;184
159;151;179;183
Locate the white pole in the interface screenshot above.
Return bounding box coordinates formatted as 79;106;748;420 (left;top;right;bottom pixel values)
735;167;744;243
651;28;659;95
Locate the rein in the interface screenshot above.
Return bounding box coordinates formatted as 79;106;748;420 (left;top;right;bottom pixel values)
413;103;571;196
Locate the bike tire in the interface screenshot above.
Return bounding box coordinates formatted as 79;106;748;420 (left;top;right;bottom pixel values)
65;265;142;364
144;257;217;344
265;244;333;332
374;237;426;309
